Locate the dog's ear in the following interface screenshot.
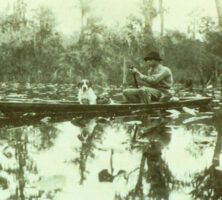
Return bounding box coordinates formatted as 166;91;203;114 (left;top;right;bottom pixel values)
88;80;92;88
77;82;82;88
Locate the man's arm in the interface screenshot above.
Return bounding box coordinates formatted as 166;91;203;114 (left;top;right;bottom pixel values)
131;67;169;84
139;71;169;84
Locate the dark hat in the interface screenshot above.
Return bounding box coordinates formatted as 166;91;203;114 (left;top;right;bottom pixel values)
144;51;162;61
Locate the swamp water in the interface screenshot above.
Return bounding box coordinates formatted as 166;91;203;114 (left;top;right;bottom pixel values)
0;83;221;200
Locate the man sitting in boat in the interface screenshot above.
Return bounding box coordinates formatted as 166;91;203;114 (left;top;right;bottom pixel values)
123;51;173;103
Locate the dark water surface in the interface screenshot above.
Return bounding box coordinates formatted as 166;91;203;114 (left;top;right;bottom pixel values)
0;83;222;200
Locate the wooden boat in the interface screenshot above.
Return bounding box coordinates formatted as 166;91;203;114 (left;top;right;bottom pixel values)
0;97;212;117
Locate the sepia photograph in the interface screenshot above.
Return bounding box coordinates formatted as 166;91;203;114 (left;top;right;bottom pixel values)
0;0;221;199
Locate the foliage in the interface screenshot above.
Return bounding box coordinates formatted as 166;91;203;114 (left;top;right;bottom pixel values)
163;30;215;85
0;1;220;89
198;17;222;83
190;166;222;200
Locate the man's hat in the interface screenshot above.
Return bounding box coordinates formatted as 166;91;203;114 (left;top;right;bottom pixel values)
144;51;162;61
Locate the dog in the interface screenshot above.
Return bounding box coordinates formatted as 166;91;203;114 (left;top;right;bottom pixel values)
77;79;97;104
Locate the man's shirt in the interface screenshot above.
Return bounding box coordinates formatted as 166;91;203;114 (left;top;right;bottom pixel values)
140;64;173;91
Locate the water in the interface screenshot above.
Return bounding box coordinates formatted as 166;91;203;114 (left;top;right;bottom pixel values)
0;83;222;200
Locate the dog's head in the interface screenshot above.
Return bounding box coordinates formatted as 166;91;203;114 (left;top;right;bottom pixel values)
78;79;92;92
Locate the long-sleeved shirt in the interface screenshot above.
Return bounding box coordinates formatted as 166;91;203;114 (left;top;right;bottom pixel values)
140;64;173;91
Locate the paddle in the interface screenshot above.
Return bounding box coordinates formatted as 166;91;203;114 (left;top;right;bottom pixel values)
130;66;139;88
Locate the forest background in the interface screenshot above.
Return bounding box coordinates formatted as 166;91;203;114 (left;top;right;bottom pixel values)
0;0;222;90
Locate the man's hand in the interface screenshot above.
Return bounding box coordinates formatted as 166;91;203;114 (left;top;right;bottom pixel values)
129;67;140;75
130;67;144;80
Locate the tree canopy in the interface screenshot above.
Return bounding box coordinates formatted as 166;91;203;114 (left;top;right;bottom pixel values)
0;0;221;88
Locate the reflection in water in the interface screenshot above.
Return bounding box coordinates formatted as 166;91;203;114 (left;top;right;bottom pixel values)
190;110;222;200
115;116;175;200
212;132;222;166
0;123;60;199
0;109;221;199
145;143;174;200
98;149;126;183
212;109;222;166
191;165;222;200
190;132;222;200
71;117;104;184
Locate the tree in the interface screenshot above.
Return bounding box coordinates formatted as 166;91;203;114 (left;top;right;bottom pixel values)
141;0;157;35
199;16;222;86
215;0;222;27
163;30;214;85
79;0;92;41
159;0;164;39
158;0;165;56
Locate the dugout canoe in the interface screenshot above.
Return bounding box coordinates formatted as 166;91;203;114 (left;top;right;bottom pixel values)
0;97;212;117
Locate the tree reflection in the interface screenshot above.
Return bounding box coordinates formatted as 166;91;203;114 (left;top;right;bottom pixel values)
36;123;59;150
72;117;106;184
116;116;175;200
190;111;222;200
15;128;26;199
124;152;146;200
0;123;60;199
212;109;222;166
145;144;174;200
0;127;37;199
190;165;222;200
212;132;222;167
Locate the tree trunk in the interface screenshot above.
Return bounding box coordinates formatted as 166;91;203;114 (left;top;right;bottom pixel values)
79;0;85;41
215;0;222;27
159;0;165;56
159;0;164;38
142;0;156;34
212;132;222;166
133;152;146;199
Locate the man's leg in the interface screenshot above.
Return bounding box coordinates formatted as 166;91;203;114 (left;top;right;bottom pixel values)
138;88;151;104
123;88;141;103
144;87;162;102
123;88;151;103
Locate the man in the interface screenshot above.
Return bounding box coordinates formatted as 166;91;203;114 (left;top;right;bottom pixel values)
123;51;173;103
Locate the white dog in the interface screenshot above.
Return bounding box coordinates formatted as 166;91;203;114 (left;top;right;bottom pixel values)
77;79;97;104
